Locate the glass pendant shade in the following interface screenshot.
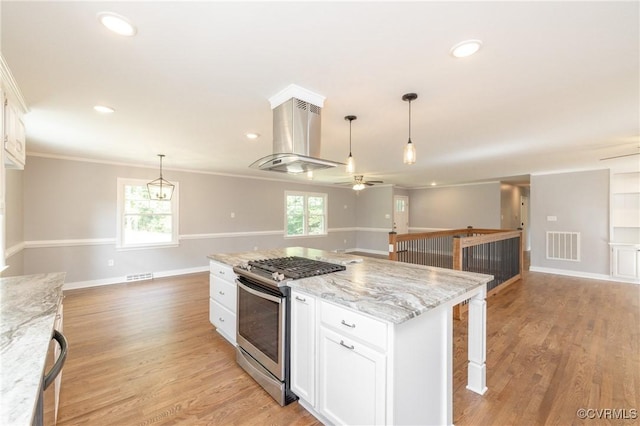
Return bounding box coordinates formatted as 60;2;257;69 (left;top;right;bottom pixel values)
346;154;355;173
147;154;174;200
404;139;416;164
402;93;418;165
345;115;357;173
352;183;365;191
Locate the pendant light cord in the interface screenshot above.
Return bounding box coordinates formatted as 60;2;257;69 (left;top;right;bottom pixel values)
408;99;412;142
349;120;353;155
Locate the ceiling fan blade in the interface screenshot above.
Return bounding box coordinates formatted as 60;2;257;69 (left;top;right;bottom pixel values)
366;180;384;184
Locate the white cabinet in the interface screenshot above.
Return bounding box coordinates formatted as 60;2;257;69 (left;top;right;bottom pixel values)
290;289;464;425
611;172;640;282
291;292;388;425
290;290;316;405
3;94;26;169
318;325;386;425
1;58;28;170
612;245;640;281
209;260;237;345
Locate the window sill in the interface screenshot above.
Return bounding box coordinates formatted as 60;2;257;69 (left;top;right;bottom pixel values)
116;243;180;252
284;234;328;239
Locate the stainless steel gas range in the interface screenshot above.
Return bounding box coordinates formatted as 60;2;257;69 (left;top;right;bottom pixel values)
233;256;345;406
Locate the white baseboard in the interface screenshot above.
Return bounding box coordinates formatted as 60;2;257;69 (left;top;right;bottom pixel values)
529;266;639;285
63;265;209;290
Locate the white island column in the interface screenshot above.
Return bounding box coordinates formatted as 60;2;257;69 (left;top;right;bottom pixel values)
466;285;488;394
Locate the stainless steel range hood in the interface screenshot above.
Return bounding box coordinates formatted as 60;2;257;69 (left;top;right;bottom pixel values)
250;89;343;174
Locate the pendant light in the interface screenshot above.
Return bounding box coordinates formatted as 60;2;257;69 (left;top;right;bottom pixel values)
345;115;357;173
402;93;418;165
147;154;175;200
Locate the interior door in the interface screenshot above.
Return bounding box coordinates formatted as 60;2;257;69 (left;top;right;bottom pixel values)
393;195;409;234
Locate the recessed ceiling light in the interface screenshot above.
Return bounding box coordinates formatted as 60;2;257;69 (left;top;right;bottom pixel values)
94;105;115;113
245;132;260;140
430;182;437;186
98;12;137;36
450;39;482;58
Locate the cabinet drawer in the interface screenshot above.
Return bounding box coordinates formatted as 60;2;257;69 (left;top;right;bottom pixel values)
209;298;236;345
210;275;237;311
320;301;387;350
210;260;235;283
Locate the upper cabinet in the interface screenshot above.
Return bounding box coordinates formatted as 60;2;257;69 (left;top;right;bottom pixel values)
611;171;640;243
610;171;640;282
1;55;28;170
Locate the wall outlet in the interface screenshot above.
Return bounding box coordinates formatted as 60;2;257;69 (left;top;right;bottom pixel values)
107;259;115;267
547;215;558;222
385;213;391;219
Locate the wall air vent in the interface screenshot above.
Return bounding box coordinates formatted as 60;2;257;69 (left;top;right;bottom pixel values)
546;231;580;261
126;272;153;282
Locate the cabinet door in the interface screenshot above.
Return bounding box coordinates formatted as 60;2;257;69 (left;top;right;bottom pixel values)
612;246;640;280
211;275;237;312
318;326;386;426
209;298;236;345
3;98;26;169
290;291;316;405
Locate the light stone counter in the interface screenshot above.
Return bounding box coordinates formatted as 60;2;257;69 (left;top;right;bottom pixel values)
209;246;492;324
1;272;65;426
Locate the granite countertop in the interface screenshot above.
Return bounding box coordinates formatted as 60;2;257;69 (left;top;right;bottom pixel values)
1;272;66;426
209;247;492;324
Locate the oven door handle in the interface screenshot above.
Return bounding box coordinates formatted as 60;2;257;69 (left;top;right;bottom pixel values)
237;280;283;304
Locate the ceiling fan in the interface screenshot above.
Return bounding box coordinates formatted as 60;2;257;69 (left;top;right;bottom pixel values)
336;175;384;191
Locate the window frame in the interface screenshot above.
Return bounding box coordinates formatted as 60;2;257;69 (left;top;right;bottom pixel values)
284;190;328;238
116;177;179;250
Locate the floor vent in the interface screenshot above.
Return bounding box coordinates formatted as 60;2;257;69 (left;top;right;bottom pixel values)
126;272;153;282
546;231;580;261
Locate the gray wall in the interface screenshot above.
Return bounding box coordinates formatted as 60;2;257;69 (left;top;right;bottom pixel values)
530;169;610;275
5;168;23;275
408;182;502;229
19;156;365;283
354;185;394;252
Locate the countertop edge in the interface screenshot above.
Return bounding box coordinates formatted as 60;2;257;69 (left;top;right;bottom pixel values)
0;272;66;426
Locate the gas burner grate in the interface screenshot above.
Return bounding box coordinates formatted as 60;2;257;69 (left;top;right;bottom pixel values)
248;256;346;279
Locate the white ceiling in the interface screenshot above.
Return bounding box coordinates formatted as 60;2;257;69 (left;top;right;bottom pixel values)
2;1;639;188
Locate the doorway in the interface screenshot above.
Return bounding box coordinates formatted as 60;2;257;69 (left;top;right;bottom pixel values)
520;195;530;251
393;195;409;234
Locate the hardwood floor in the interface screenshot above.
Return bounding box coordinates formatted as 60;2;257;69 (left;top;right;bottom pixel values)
56;269;639;425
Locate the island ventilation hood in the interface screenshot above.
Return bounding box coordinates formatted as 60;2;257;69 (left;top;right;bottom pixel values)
250;85;343;174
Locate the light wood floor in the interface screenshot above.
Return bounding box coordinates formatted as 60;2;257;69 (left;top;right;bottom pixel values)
54;269;639;425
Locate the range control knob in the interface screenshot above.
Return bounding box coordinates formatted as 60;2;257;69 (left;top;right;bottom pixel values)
271;272;286;281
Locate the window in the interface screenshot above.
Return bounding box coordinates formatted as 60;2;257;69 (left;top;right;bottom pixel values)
117;178;179;249
285;191;327;237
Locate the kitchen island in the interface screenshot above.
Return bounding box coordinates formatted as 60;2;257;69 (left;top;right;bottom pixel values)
209;247;491;425
0;272;65;426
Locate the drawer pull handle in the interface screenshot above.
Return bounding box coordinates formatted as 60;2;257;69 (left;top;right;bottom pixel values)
339;340;354;350
341;319;356;328
295;296;306;302
219;317;225;322
219;291;225;295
